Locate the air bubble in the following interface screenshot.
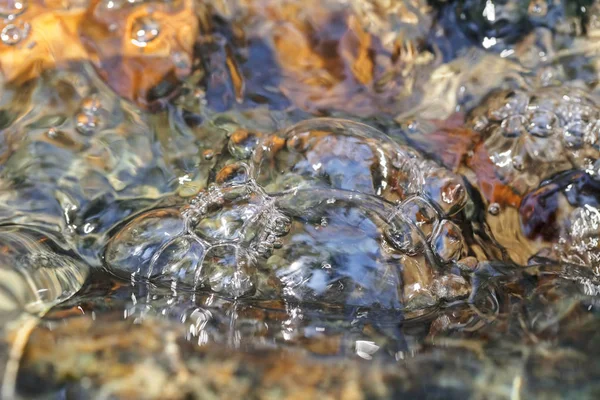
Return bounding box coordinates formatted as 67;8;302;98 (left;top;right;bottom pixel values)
198;245;254;298
80;97;101;115
487;91;529;121
488;203;500;216
0;0;27;18
512;155;524;171
1;21;29;46
431;220;467;263
75;112;99;136
385;213;426;255
100;0;123;10
528;0;547;17
228;129;259;159
130;16;160;47
203;149;214;160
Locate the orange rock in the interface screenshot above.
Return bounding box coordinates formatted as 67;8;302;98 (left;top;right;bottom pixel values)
80;0;198;108
0;0;88;83
0;0;198;109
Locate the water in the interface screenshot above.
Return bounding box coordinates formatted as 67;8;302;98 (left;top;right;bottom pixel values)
2;0;600;398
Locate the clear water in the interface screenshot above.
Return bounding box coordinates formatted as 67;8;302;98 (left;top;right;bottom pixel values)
2;0;600;398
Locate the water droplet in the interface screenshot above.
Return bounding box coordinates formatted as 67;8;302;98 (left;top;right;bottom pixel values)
203;149;214;160
215;163;251;185
406;120;420;134
0;0;26;18
228;129;259;159
488;203;500;216
528;0;547;16
130;16;160;47
512;155;525;171
80;97;101;115
1;21;29;46
100;0;123;10
75;112;99;135
46;127;58;138
199;245;254;298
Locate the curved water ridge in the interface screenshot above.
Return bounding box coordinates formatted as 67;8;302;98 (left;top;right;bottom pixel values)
105;119;474;310
0;226;88;320
0;225;89;398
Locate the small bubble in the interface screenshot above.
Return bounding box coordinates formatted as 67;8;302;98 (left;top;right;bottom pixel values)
47;128;58;138
500;114;526;138
272;216;291;236
406;120;420;134
488;203;500;216
100;0;123;10
228;129;259;159
172;51;191;78
75;112;99;135
321;263;331;269
472;116;489;132
488;91;529;121
203;150;214;160
512;155;525;171
80;97;101;115
320;217;328;227
130;16;160;47
528;0;547;16
1;21;29;46
0;0;27;18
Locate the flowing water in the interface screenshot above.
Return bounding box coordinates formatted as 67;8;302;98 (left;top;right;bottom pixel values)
2;0;600;398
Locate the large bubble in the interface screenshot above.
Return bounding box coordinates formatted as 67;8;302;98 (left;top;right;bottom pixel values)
105;119;472;310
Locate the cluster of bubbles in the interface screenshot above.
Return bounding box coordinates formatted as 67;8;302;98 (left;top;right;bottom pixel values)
105;119;472;310
0;0;29;45
519;169;600;272
468;86;600;194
